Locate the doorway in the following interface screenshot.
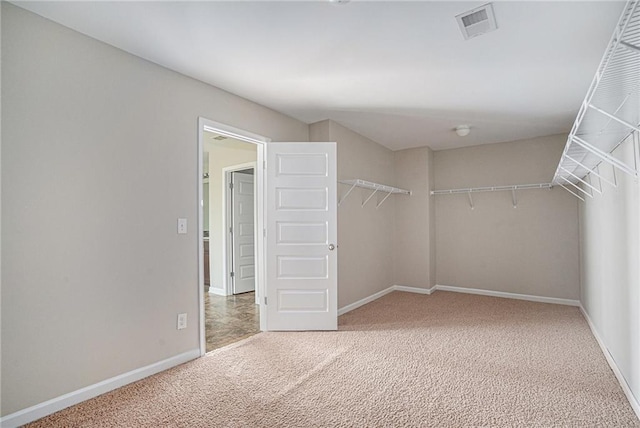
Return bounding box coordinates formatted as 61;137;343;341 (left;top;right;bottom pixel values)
198;119;268;355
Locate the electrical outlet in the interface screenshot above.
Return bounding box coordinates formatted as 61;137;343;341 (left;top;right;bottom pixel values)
177;218;187;234
177;313;187;330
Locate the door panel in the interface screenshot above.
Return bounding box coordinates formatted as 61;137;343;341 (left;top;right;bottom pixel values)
267;142;337;331
232;171;256;294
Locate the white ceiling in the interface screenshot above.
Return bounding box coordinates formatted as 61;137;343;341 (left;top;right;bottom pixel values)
14;1;625;151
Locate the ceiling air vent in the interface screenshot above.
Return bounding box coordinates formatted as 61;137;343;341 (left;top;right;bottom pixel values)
456;3;497;40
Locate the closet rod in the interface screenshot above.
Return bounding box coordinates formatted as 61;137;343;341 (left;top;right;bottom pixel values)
430;183;552;195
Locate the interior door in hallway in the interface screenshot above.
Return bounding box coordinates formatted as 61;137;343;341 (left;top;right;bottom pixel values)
231;170;256;294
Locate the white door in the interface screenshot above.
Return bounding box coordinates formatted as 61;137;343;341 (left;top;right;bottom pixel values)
266;142;337;331
231;170;256;294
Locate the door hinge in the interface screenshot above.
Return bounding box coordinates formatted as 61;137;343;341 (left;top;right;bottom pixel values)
263;160;266;170
229;227;233;234
230;272;235;278
264;297;267;305
229;182;234;189
263;228;266;237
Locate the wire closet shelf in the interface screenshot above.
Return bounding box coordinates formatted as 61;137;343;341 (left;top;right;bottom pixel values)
552;0;640;198
338;179;411;208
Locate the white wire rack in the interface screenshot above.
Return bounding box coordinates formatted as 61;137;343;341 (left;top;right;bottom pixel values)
552;0;640;198
338;179;411;208
431;183;552;209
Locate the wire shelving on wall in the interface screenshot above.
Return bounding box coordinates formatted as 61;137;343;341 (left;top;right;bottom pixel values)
338;179;411;208
431;183;552;209
552;0;640;200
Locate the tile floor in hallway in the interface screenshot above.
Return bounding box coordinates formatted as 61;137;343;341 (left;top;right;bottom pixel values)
205;291;260;353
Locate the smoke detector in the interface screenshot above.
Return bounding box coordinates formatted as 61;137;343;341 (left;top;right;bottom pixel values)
456;3;497;40
455;125;471;137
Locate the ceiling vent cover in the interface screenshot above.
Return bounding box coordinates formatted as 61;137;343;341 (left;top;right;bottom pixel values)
456;3;497;40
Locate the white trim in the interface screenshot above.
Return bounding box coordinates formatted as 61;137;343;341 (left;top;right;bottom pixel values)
337;284;580;317
337;286;395;316
197;118;206;357
393;284;435;295
208;287;226;296
434;284;581;306
579;305;640;420
337;285;434;316
0;349;200;428
198;117;270;356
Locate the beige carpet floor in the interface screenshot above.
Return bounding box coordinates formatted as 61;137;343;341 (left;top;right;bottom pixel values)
27;291;639;427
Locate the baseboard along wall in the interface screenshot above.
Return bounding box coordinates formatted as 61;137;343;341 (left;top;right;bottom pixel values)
579;306;640;421
338;284;579;317
0;349;201;428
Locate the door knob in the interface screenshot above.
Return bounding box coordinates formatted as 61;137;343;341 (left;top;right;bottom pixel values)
328;244;335;251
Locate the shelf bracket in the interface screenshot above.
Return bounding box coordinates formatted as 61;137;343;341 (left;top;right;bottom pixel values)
467;192;474;210
376;191;394;209
572;135;638;178
511;189;517;208
559;176;593;198
565;154;617;188
338;182;358;207
362;188;379;207
559;166;602;194
558;183;585;202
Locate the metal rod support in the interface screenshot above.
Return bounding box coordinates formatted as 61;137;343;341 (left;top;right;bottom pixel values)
559;166;602;194
511;189;517;208
362;189;379;207
559;176;594;198
565;154;617;188
572;135;638;177
559;183;586;202
338;183;358;206
467;192;474;210
620;40;640;54
376;191;394;209
588;103;640;134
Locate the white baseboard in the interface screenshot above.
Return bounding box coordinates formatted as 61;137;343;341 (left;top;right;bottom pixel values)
338;285;434;316
0;349;200;428
337;286;395;316
208;287;227;296
579;306;640;421
338;284;580;317
434;284;580;307
393;284;435;295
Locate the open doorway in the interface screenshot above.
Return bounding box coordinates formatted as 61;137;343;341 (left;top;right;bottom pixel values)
198;119;268;355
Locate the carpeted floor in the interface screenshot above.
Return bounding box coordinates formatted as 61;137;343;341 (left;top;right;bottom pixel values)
26;291;640;427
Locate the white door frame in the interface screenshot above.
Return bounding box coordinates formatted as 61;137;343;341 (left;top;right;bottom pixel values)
198;118;269;356
223;162;257;297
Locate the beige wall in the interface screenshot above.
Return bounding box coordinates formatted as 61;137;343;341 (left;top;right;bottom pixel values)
434;135;580;299
580;137;640;408
206;138;257;293
1;3;307;416
393;147;436;289
310;120;397;308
